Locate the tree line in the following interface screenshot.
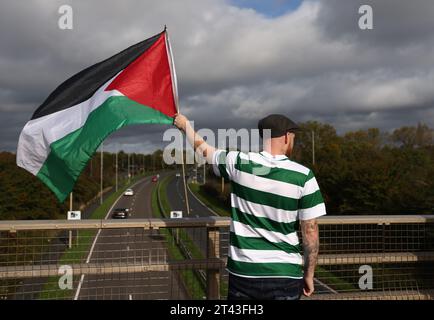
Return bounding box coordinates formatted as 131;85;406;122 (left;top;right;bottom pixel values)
1;122;433;220
0;149;170;220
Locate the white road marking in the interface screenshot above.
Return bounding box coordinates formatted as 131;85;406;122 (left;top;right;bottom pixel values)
186;183;218;216
74;177;149;300
314;278;338;294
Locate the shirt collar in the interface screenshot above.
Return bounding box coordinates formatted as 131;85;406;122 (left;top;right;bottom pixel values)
260;151;288;161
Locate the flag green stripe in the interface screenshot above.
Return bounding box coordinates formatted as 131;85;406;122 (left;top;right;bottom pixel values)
231;207;298;235
36;96;173;202
230;232;301;254
231;181;299;211
235;157;310;187
227;257;303;278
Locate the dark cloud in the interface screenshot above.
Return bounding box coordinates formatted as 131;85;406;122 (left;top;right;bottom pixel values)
1;0;434;153
316;0;434;47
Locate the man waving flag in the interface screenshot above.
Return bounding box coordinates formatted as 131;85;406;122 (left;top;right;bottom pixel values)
17;29;178;202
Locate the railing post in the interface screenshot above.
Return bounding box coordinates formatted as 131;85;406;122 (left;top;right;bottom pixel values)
206;227;220;300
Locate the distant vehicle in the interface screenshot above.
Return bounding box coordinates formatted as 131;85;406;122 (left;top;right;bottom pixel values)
124;188;134;196
152;175;158;182
112;208;129;219
176;173;181;178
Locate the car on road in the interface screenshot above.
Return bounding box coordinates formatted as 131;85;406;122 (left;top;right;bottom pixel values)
175;173;181;178
112;208;129;219
124;188;134;196
151;175;158;182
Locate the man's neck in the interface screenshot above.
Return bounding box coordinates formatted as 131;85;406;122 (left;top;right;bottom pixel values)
263;147;286;157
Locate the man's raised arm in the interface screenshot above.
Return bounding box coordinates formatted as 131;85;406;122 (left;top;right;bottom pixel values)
173;113;216;164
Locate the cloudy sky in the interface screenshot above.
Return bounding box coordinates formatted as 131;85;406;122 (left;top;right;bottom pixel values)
1;0;434;153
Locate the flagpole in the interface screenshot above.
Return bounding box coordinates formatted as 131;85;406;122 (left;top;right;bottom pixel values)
69;192;72;249
128;153;130;182
165;27;190;216
115;145;118;192
100;142;103;205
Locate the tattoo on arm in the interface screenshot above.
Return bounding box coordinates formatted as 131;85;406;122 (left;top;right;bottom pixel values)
301;219;319;278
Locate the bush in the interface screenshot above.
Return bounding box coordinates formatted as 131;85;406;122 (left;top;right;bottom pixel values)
200;181;231;208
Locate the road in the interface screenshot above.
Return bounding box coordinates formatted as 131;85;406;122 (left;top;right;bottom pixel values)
12;185;120;299
74;173;187;300
166;173;229;258
166;173;216;219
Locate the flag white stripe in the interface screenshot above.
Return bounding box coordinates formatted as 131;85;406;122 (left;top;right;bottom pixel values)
17;75;122;175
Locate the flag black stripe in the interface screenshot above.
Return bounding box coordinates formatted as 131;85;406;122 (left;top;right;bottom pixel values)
31;31;163;120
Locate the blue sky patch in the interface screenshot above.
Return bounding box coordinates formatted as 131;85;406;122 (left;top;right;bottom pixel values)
230;0;303;17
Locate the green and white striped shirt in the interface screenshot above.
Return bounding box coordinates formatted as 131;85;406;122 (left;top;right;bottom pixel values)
213;150;326;279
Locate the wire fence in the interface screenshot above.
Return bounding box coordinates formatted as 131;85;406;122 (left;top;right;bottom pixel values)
0;215;433;300
311;217;434;299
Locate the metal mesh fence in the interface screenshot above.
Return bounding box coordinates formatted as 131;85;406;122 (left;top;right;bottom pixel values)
311;217;434;299
0;216;433;300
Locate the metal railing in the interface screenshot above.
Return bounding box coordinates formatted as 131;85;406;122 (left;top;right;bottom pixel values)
0;215;433;300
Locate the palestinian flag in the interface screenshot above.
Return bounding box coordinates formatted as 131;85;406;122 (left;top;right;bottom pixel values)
17;30;178;202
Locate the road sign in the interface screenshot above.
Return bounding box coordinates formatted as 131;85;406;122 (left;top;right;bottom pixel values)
170;211;182;219
67;211;81;220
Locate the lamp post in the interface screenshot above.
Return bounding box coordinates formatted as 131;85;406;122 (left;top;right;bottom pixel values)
312;130;315;166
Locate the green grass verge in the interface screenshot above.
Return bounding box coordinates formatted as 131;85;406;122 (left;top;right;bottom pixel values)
157;175;172;217
314;266;357;292
152;176;206;300
188;183;230;217
38;173;153;300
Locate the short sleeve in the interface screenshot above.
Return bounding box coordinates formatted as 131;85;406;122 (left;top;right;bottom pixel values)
212;150;239;181
298;170;327;220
